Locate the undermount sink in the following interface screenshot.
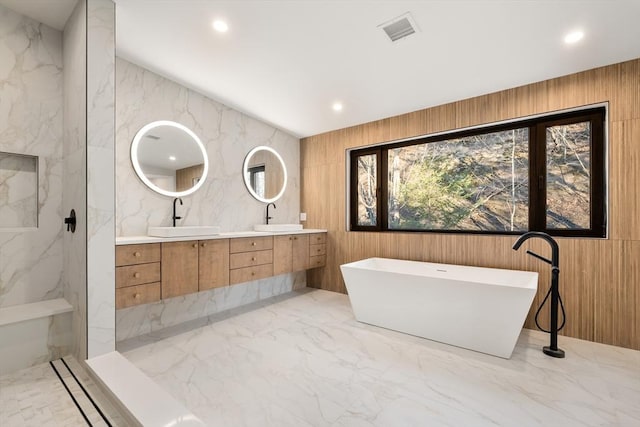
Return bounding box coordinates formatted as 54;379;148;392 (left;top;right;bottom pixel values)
148;226;221;238
253;224;303;232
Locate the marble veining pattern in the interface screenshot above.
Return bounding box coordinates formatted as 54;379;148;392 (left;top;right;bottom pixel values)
0;362;87;426
86;0;116;359
115;57;300;236
63;0;88;361
115;57;304;340
123;289;640;427
117;270;306;342
0;4;64;308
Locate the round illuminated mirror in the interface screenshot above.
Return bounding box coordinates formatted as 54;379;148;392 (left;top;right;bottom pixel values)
131;121;209;197
242;146;287;203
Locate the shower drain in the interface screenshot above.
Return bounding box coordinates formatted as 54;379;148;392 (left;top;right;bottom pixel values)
49;358;113;427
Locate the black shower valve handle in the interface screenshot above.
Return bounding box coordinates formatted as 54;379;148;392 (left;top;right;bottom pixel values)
64;209;77;233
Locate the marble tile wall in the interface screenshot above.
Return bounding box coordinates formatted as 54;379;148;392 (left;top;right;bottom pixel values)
117;270;306;341
0;153;38;228
0;4;64;308
63;0;88;361
115;58;300;235
0;4;71;374
86;0;115;359
115;58;304;340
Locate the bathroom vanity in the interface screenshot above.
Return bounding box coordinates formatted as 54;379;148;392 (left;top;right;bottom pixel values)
115;230;327;309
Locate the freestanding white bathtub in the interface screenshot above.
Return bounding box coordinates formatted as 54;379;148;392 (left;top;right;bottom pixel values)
340;258;538;359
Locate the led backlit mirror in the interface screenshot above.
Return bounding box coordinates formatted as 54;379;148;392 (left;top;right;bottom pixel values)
242;146;287;203
131;121;208;197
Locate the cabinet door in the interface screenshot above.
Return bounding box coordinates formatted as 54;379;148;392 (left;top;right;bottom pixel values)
161;241;199;299
199;239;229;291
291;234;310;271
273;235;293;275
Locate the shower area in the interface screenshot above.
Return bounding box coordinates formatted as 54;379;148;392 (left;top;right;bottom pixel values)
0;0;115;375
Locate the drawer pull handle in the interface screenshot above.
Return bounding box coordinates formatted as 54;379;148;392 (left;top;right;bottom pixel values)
134;272;140;278
134;251;141;257
252;257;256;261
252;242;256;246
289;237;292;240
317;237;322;240
192;243;198;248
201;243;207;247
251;272;255;276
293;237;297;240
133;293;140;299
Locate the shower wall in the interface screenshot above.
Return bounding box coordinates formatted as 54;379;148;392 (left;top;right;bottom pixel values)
0;4;69;372
63;0;88;361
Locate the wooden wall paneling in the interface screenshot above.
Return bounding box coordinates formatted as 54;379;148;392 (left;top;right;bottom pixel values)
301;58;640;349
617;60;640;121
611;241;639;350
610;119;640;240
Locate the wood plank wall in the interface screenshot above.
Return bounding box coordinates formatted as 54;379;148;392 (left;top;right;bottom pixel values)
300;58;640;350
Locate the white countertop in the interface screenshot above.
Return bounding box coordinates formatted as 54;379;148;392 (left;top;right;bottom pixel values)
116;228;328;245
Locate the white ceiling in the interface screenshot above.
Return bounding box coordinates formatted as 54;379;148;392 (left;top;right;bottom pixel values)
0;0;77;30
4;1;640;138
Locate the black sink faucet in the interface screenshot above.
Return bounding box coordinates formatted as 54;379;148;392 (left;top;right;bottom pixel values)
172;197;183;227
512;231;565;358
266;203;276;224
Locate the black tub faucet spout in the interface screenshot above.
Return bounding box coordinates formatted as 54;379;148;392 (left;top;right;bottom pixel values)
512;231;565;358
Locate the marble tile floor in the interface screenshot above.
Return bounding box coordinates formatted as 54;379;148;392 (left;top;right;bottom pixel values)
0;361;88;426
0;357;125;426
120;288;640;427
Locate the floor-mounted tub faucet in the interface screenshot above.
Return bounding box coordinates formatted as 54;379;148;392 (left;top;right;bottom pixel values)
172;197;183;227
512;231;565;358
266;203;276;224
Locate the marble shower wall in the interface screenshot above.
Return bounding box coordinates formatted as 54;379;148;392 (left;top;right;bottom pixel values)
0;4;64;308
86;0;115;359
63;0;88;361
115;58;303;340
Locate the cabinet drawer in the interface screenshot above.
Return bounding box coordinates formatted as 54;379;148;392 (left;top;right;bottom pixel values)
309;244;326;257
309;233;326;245
116;262;160;288
116;243;160;266
229;249;273;269
116;282;160;309
229;236;273;253
230;263;273;285
309;255;326;268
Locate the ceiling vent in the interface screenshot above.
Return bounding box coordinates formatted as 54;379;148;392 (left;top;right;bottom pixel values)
379;12;419;42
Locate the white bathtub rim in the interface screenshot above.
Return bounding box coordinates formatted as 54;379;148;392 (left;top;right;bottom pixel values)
340;257;539;290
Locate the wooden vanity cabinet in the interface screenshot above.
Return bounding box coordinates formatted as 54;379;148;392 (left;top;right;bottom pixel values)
198;239;230;291
308;233;327;268
229;236;274;284
115;231;327;309
273;234;310;274
115;243;161;309
161;241;199;299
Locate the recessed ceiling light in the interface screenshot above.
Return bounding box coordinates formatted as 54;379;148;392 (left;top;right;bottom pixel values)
564;30;584;44
332;102;343;112
212;20;229;33
169;155;176;161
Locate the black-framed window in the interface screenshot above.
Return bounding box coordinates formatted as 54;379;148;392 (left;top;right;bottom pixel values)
349;107;606;237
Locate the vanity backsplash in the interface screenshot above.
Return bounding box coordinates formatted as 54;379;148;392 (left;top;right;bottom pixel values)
115;58;300;236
